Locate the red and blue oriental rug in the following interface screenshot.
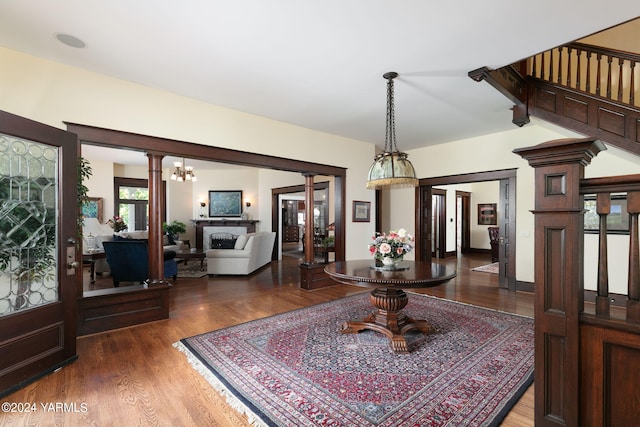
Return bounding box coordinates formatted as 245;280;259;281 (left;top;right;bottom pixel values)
174;293;533;426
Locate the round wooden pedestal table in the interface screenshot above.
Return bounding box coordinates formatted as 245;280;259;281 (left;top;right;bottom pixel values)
324;260;456;353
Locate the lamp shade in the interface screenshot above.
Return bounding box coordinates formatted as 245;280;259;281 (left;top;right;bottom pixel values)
366;151;418;189
365;71;419;190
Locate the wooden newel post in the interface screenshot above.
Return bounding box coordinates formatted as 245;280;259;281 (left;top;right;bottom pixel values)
513;137;606;427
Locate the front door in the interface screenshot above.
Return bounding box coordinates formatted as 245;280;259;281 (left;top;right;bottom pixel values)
0;110;78;396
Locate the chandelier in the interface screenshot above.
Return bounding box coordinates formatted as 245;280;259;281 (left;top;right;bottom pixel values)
366;72;418;190
170;158;197;182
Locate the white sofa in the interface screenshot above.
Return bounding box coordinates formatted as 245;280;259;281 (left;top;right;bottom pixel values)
206;232;276;275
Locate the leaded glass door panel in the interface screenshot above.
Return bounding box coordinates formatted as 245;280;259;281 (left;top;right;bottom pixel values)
0;110;77;397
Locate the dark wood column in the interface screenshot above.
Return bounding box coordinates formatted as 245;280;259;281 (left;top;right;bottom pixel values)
514;137;605;427
147;152;165;285
299;173;335;289
303;173;315;264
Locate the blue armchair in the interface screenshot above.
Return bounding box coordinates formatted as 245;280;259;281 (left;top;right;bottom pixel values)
102;240;177;287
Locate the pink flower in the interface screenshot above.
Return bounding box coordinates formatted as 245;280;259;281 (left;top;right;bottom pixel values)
379;242;392;254
369;245;377;254
396;247;404;255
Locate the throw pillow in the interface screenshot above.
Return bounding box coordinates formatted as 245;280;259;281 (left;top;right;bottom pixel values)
234;234;249;250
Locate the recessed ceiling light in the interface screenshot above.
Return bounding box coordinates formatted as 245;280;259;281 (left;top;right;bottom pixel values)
55;33;86;49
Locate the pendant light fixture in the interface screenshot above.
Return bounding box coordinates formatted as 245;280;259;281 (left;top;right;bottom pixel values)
366;72;418;190
170;158;197;182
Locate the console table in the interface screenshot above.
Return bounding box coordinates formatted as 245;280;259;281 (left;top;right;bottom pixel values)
325;260;456;353
192;219;259;250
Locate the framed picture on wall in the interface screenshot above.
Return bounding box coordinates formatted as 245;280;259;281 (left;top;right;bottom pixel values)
82;197;103;223
352;200;371;222
477;203;497;225
209;190;243;217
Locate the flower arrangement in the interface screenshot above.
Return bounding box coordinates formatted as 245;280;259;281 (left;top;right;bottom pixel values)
107;216;127;232
369;228;414;262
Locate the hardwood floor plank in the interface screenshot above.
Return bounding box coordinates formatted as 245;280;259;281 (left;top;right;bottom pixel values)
2;254;533;426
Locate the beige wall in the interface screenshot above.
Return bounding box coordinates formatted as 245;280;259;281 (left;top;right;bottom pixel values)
0;46;376;260
3;46;640;284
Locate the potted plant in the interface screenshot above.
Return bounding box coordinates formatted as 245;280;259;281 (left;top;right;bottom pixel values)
162;220;187;244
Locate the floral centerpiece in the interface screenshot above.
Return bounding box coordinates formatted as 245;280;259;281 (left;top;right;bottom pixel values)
107;216;127;232
369;228;414;268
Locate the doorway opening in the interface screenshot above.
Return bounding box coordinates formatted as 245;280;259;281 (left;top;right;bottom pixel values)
417;169;517;290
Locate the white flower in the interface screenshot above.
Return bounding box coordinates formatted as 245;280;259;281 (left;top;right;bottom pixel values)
379;242;392;254
397;228;407;238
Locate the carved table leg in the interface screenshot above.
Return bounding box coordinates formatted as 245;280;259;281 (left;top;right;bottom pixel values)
341;288;432;354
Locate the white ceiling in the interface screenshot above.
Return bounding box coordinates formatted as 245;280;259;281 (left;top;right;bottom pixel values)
1;1;639;167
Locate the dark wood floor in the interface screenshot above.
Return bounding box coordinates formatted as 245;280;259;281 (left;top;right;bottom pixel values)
3;253;534;426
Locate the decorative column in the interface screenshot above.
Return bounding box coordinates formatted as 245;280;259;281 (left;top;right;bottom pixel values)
147;152;165;285
299;173;335;289
514;137;606;427
303;173;315;264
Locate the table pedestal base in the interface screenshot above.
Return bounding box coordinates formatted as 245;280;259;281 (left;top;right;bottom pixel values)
340;288;432;353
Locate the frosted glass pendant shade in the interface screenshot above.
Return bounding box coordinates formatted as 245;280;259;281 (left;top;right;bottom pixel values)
366;151;418;189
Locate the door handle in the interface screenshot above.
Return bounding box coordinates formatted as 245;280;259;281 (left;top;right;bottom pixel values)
66;245;77;275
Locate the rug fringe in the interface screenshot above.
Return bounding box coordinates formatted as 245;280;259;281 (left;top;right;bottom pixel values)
173;341;268;427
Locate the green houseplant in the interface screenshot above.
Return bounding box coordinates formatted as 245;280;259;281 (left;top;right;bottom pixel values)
162;220;187;244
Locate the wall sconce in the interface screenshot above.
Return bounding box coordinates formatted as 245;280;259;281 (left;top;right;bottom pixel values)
245;199;251;208
198;201;207;218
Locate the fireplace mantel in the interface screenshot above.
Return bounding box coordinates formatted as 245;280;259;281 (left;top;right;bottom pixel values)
193;219;259;250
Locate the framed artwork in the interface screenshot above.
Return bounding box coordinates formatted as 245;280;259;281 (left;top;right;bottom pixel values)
477;203;497;225
352;200;371;222
82;197;103;223
584;195;629;234
209;190;243;217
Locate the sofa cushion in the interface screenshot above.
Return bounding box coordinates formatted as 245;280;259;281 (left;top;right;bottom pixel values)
234;234;249;250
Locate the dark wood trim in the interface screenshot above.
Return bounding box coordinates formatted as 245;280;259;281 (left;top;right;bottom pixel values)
432;188;446;259
66;122;347;177
527;78;640;157
516;280;535;293
77;284;171;336
147;153;165;285
456;191;471;254
419;169;517;186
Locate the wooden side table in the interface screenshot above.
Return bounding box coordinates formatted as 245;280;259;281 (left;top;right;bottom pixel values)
82;250;106;284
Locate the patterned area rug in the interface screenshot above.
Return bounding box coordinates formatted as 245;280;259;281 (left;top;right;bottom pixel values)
175;293;533;426
176;260;207;278
471;262;499;274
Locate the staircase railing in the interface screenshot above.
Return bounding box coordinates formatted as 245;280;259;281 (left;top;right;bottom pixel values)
528;42;640;108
